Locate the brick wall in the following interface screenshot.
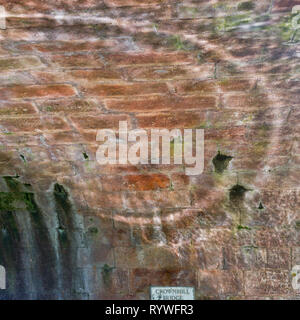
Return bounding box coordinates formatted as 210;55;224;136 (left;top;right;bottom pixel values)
0;0;299;299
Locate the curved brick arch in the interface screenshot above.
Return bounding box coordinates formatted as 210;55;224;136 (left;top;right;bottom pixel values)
0;0;298;300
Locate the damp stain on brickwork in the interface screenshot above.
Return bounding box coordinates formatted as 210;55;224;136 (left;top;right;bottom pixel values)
212;151;233;173
0;177;90;299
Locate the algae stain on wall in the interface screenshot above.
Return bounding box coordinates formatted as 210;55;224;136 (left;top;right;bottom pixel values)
0;177;89;300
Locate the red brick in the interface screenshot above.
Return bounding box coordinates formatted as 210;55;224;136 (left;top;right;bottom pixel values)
70;114;131;130
82;82;168;97
0;102;37;115
104;0;166;7
106;96;216;112
0;46;8;56
0;116;70;132
205;127;247;140
15;40;119;53
44;131;85;144
0;56;44;71
173;80;217;95
0;84;77;99
101;174;170;192
122;64;213;80
171;173;190;189
218;79;254;92
136;111;207;128
114;246;182;270
273;0;300;12
125;174;170;191
103;52;195;65
6;17;58;29
49;53;105;68
31;68;123;83
72;68;124;81
37;99;99;113
223;93;269;110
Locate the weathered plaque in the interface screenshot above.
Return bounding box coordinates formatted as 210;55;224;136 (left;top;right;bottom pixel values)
0;265;5;290
150;286;194;300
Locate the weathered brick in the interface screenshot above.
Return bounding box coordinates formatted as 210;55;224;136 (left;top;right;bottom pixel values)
106;96;216;112
273;0;300;12
0;45;8;56
245;270;291;295
83;190;190;211
0;102;37;115
218;79;254;92
0;132;42;146
245;189;300;227
101;174;170;192
114;246;182;270
0;84;77;100
122;64;213;81
70;114;131;130
31;68;123;83
173;80;217;95
254;227;298;248
0;116;70;132
222;246;267;270
103;52;195;65
37;99;99;113
15;40;119;53
292;247;300;266
104;0;166;7
0;71;36;86
49;53;105;68
171;173;190;189
43;131;85;145
267;248;291;269
197;270;244;298
223;93;270;110
136;111;207;128
125;174;170;191
0;56;44;71
0;25;112;41
81;82;168;97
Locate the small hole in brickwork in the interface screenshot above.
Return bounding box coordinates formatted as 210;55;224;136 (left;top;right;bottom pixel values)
258;202;264;210
229;184;248;202
20;154;26;163
82;152;89;160
212;151;233;173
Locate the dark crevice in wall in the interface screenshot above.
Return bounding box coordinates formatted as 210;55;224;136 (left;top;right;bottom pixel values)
212;151;233;173
229;184;248;203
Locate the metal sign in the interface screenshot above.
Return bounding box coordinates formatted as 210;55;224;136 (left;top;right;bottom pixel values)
0;265;5;290
150;287;194;300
